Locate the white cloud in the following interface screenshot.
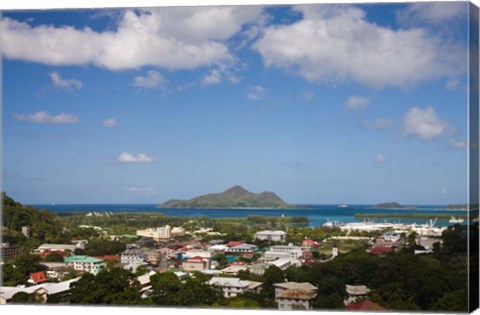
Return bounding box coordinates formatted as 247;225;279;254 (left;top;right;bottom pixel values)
345;95;372;111
361;118;395;129
404;106;453;141
14;111;79;124
49;71;82;90
253;5;464;88
247;85;266;100
1;7;263;71
102;117;117;128
396;2;467;26
129;187;155;196
132;70;167;89
371;153;387;167
445;78;463;91
449;140;468;150
117;152;157;163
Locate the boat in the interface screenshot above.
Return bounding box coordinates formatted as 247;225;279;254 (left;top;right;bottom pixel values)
449;216;464;224
338;204;348;208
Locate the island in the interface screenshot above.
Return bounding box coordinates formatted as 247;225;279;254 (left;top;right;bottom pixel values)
157;185;293;209
373;202;417;210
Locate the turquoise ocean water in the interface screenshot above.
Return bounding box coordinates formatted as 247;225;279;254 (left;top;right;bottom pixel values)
33;204;469;227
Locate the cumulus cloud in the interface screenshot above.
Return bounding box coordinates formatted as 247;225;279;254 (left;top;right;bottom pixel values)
132;70;167;89
396;2;467;26
49;71;82;90
14;111;79;124
103;117;117;128
404;106;453;141
1;7;263;71
117;152;157;163
253;5;464;88
247;85;266;100
345;95;372;111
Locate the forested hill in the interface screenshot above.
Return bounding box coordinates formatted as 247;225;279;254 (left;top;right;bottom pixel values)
158;186;292;209
1;192;67;244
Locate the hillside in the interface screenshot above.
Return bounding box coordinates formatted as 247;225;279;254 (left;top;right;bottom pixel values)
157;186;292;209
373;202;417;209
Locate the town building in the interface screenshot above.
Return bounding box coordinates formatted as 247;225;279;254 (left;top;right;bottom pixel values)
64;255;105;275
145;250;161;265
255;230;287;242
208;277;262;298
228;244;258;254
29;272;49;285
268;244;304;259
221;264;248;275
35;244;77;255
344;284;371;305
0;278;80;304
1;243;19;261
274;282;317;310
136;226;172;241
248;263;269;276
40;262;70;280
182;256;210;272
270;258;302;270
171;227;186;237
121;249;147;265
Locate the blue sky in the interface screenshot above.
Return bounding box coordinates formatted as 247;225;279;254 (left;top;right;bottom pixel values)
1;2;473;205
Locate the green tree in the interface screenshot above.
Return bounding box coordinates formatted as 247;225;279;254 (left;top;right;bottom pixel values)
45;252;65;262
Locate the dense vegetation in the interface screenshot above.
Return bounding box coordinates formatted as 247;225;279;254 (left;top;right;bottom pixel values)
373;202;416;209
158;185;292;209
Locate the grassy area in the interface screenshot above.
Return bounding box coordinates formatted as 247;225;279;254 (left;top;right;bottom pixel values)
318;239;369;254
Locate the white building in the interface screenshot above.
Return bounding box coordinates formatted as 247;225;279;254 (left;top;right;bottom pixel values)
228;244;258;253
136;226;172;241
268;244;304;259
270;258;302;270
171;227;186;237
64;256;105;275
255;230;287;242
121;249;147;265
209;277;262;298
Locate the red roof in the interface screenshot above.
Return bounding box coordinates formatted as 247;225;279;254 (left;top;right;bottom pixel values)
229;261;247;266
346;300;388;311
30;271;48;284
370;247;393;255
227;241;243;247
40;250;69;258
302;239;315;246
188;256;206;261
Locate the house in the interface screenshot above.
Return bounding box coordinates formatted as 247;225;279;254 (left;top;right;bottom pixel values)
182;256;210;272
220;264;248;275
0;278;80;304
136;226;172;241
137;270;157;294
208;277;262;298
255;230;287;242
228;244;258;254
344;284;371;305
226;241;243;248
64;255;105;275
274;282;317;310
40;262;70;280
29;272;49;284
375;231;404;248
369;246;393;255
39;249;70;259
35;244;77;255
248;263;269;276
270;258;302;270
301;239;320;249
346;299;388;311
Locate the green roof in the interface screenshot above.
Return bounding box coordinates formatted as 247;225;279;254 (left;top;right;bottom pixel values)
65;255;103;263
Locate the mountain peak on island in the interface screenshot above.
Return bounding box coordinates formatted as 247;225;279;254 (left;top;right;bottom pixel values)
158;186;291;209
223;185;249;196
